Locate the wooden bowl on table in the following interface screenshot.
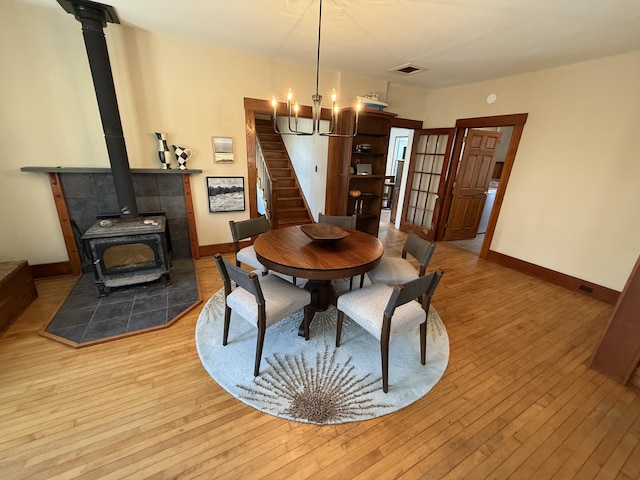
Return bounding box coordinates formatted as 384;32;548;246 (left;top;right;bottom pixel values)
300;223;350;244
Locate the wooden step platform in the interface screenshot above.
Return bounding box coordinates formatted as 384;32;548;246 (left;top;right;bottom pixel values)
0;261;38;335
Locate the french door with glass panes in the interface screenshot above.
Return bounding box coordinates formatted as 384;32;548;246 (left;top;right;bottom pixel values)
399;128;454;240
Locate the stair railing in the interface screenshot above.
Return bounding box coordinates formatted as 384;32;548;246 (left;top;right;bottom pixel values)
256;140;279;228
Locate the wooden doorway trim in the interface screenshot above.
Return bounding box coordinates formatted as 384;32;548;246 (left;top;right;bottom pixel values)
391;117;423;130
436;113;528;259
243;98;271;219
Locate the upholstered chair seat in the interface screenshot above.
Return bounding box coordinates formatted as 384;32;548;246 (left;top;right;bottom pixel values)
367;231;435;286
235;244;268;274
366;256;422;285
336;269;444;392
214;254;312;376
226;273;310;326
337;283;426;338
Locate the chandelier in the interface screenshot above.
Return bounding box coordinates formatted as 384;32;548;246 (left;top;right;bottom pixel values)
271;0;360;137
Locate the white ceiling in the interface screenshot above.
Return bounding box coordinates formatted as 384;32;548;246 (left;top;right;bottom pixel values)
42;0;640;90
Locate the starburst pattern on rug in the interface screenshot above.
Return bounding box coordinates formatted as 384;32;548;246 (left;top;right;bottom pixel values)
237;344;391;424
196;288;450;425
305;304;339;339
428;308;446;341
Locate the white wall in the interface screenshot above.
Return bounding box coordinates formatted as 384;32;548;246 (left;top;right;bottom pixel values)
387;128;415;230
424;51;640;291
338;72;389;105
387;83;430;121
278;117;328;220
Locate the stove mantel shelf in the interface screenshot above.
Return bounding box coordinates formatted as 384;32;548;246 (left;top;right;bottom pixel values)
21;166;202;174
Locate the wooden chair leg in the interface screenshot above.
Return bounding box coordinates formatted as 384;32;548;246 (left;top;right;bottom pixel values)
420;321;427;365
336;310;344;347
223;306;231;345
381;317;391;393
425;297;432;315
349;277;354;290
360;274;365;289
254;324;266;376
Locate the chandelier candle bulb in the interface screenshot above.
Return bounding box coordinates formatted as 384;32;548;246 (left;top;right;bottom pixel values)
331;89;338;130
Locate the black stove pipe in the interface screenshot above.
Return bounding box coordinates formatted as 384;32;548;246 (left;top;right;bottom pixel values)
58;0;138;218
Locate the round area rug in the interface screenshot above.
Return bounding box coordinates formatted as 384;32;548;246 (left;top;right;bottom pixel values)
195;288;449;425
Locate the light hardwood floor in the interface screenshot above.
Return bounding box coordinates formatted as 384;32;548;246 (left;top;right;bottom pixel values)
2;224;638;479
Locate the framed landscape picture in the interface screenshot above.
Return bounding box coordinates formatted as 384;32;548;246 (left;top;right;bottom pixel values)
212;136;234;163
207;176;245;212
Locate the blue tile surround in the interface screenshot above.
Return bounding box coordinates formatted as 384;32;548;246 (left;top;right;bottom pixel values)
59;172;193;261
44;258;199;345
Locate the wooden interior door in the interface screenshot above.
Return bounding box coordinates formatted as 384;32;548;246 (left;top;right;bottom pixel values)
399;128;454;240
442;129;502;241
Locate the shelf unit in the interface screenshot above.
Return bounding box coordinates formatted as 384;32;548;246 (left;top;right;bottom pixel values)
325;108;397;236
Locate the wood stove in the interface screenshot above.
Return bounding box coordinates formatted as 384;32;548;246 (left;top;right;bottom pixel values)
58;1;177;295
82;216;170;296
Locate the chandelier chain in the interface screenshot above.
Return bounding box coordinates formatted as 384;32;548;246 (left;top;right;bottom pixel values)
272;0;359;137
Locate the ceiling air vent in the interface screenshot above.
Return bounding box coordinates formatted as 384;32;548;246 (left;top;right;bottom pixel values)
388;63;427;75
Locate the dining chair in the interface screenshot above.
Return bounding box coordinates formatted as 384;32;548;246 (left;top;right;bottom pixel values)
318;212;364;291
229;215;270;275
214;254;313;376
367;231;436;286
318;212;357;229
336;268;444;393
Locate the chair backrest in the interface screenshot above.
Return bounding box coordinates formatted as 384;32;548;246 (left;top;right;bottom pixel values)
384;269;444;318
214;254;264;305
403;231;436;275
229;215;270;249
318;213;357;229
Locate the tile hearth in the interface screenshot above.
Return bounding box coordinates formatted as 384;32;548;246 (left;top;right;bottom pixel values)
43;258;199;346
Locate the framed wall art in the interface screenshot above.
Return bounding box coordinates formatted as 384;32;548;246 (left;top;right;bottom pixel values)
207;176;245;212
212;136;234;163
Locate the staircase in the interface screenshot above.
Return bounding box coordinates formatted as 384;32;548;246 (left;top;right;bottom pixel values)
255;118;313;228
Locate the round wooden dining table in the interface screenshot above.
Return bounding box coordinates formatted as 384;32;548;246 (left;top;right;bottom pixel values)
253;224;384;335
